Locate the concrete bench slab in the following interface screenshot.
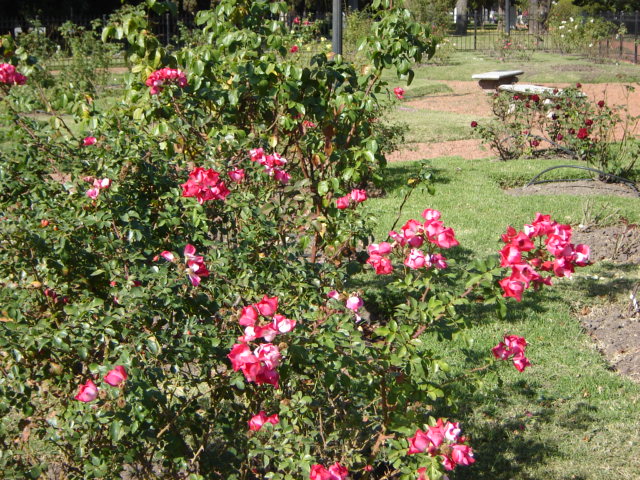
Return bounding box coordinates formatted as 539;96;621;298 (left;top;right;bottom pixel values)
472;70;524;92
498;84;560;95
499;84;586;98
472;70;524;80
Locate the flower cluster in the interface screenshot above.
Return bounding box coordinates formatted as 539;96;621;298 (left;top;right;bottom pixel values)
309;462;349;480
248;411;279;431
75;366;128;402
160;244;209;287
145;67;187;95
408;419;475;473
492;335;531;372
85;177;112;200
181;167;230;204
0;63;27;86
335;189;367;209
394;87;405;99
367;209;458;275
498;213;590;301
227;296;296;388
249;148;291;184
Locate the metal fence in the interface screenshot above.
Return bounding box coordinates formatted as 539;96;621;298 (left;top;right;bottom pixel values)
2;10;639;63
447;10;640;63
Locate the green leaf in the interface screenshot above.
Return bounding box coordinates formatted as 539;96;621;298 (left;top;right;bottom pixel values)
110;420;123;443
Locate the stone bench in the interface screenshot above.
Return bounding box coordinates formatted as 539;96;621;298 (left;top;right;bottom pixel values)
498;84;586;98
472;70;524;92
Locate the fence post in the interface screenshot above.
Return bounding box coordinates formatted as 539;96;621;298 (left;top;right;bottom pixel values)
332;0;342;55
619;33;623;58
474;10;477;50
505;0;511;35
165;13;170;47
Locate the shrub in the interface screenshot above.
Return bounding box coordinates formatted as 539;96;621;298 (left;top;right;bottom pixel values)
0;1;593;478
471;85;639;179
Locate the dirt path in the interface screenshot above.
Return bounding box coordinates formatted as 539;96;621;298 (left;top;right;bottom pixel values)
389;80;640;163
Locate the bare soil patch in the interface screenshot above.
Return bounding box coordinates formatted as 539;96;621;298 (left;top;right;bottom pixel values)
390;80;640;162
573;223;640;382
505;180;640;198
386;139;491;162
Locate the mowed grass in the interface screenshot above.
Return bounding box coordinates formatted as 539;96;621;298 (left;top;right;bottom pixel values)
402;51;640;84
384;108;482;143
361;159;640;479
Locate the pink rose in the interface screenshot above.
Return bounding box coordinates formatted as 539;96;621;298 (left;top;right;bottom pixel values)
345;295;363;312
256;295;278;316
336;195;350;210
349;189;367;203
499;245;522;267
239;305;259;326
573;244;590;266
86;187;100;199
394;87;405;99
407;429;430;454
421;209;441;222
103;365;128;387
273;314;296;333
248;411;268;431
82;136;97;146
430;253;448;270
492;342;510;360
450;444;475;467
228;343;258;371
367;254;393;275
327;462;349;479
228;169;245;183
404;249;428;269
431;227;459;249
367;242;392;256
512;353;531;372
444;421;461;442
504;335;527;356
160;250;175;262
310;465;331;480
274;169;291;185
75;379;98;402
499;277;525;302
255;343;281;369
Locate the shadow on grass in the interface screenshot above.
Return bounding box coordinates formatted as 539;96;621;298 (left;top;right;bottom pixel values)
383;162;451;193
448;377;596;480
573;262;640;299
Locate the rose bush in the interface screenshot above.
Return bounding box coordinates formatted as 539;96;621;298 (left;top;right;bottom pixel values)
0;0;592;478
471;85;639;179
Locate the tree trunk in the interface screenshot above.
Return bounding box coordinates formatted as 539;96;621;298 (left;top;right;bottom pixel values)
455;0;468;35
529;0;539;33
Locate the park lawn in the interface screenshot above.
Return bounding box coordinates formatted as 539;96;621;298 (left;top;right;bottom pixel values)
360;157;640;479
383;108;485;144
383;50;640;84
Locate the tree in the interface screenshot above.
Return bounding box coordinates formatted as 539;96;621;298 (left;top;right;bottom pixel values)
455;0;468;34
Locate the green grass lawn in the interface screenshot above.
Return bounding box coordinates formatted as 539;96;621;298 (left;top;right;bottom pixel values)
360;159;640;479
386;51;640;84
384;108;483;143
